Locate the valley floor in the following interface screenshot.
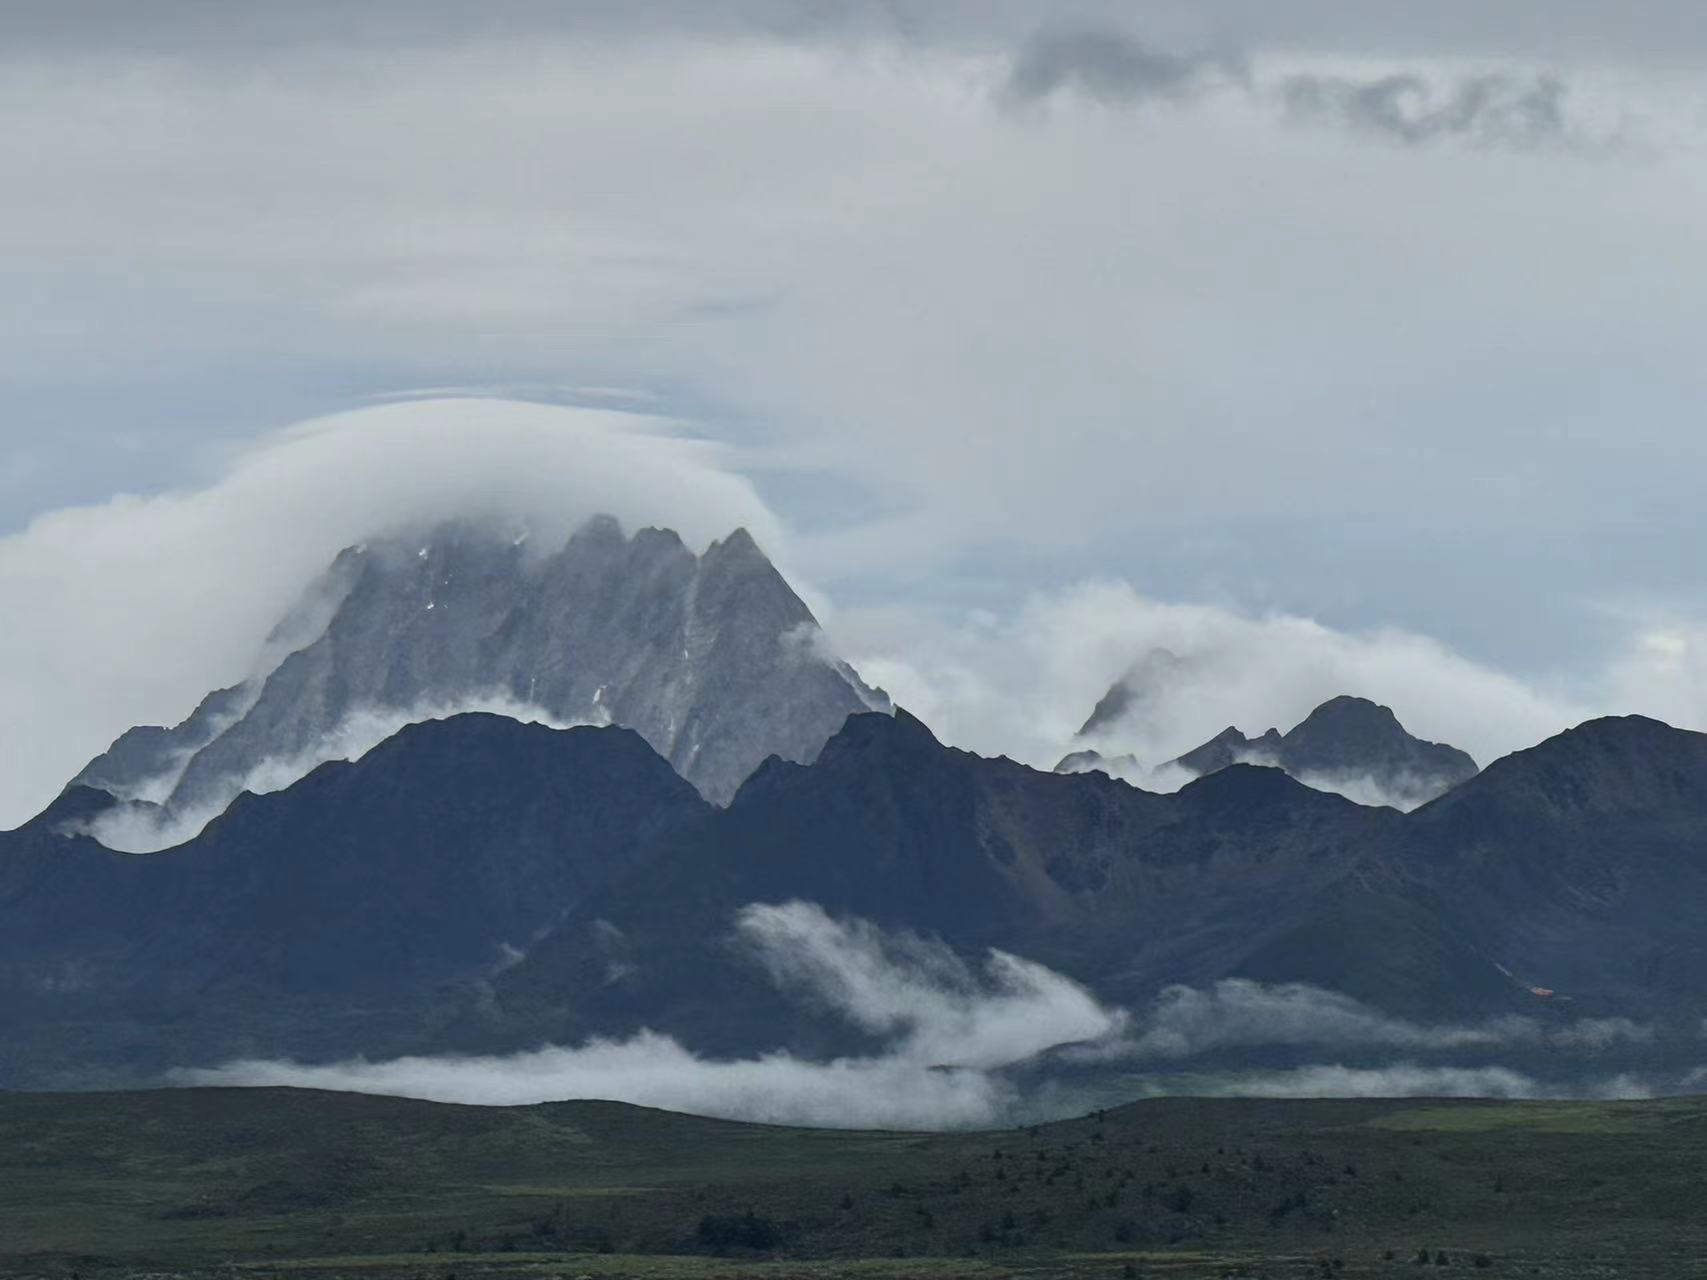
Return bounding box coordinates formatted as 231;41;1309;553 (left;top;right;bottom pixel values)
1;1088;1703;1279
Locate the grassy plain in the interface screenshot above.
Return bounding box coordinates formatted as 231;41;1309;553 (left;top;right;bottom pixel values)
2;1088;1704;1279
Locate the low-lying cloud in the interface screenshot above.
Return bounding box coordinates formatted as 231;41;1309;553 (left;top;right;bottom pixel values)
178;901;1126;1129
737;901;1123;1069
1186;1063;1655;1101
176;912;1678;1127
1095;980;1656;1061
182;1032;1016;1130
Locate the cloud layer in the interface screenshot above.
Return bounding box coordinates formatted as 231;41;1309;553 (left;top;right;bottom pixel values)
1097;979;1655;1060
180;909;1681;1127
1186;1064;1655;1101
6;14;1707;828
1002;26;1244;108
5;13;1704;683
736;901;1123;1069
837;578;1707;790
1278;70;1578;149
180;901;1124;1129
834;581;1593;780
0;397;781;827
1004;24;1598;154
13;398;1707;834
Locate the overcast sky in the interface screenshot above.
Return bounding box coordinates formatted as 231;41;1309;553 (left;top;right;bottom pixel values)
3;1;1707;821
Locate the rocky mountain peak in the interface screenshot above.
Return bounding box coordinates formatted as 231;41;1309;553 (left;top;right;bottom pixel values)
1170;725;1282;777
1063;681;1480;809
1053;747;1144;781
704;525;762;561
1284;695;1405;752
70;515;890;849
1162;694;1479;809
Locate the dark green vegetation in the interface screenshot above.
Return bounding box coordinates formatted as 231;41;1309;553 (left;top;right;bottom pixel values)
5;1088;1707;1279
7;706;1707;1084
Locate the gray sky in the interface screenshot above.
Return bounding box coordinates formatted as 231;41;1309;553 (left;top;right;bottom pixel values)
3;1;1706;821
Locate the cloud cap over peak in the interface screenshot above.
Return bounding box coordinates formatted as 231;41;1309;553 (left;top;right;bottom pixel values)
0;397;784;827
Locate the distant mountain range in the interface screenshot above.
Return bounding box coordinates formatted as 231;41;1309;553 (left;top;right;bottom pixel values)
1061;692;1479;809
72;516;888;846
8;517;1706;1101
6;702;1707;1088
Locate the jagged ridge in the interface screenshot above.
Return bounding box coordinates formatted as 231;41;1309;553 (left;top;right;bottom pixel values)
73;516;889;840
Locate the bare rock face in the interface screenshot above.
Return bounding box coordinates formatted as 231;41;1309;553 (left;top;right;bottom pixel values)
74;516;888;842
1165;695;1478;809
1068;677;1478;809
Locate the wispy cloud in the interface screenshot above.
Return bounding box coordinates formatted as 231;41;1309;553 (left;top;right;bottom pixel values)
176;914;1674;1126
177;901;1125;1129
180;1032;1016;1130
737;901;1123;1069
1002;26;1243;108
1278;71;1578;150
1000;23;1605;154
1082;979;1655;1060
1186;1063;1655;1101
0;398;783;828
835;582;1595;783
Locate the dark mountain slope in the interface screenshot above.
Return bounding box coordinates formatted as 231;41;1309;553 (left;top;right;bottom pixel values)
1173;724;1285;775
10;708;1707;1085
502;711;1707;1044
493;712;1413;1053
1225;715;1707;1021
1283;695;1477;783
1400;715;1707;1011
0;714;710;1083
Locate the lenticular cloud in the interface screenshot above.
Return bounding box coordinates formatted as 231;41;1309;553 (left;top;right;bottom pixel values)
0;396;783;827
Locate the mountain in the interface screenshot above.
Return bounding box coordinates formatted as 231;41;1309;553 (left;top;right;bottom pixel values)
1400;715;1707;1008
0;709;1407;1080
1075;647;1190;737
1167;695;1478;808
427;710;1447;1053
1266;695;1477;791
10;706;1707;1088
1170;724;1286;776
1052;747;1143;781
0;713;711;1084
1215;713;1707;1024
71;517;888;844
1071;692;1479;809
